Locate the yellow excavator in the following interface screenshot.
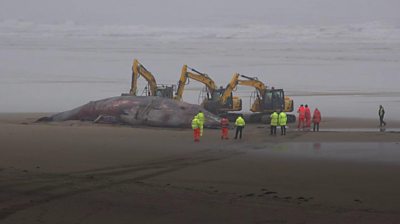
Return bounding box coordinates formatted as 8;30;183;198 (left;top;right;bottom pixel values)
221;73;295;122
174;65;242;113
123;59;175;98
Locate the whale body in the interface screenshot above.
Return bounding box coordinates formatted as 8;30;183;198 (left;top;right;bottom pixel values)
38;96;221;128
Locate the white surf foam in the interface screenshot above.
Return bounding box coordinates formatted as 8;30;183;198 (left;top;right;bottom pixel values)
1;20;399;43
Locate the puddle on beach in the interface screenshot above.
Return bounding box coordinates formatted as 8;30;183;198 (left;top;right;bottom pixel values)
254;142;400;164
320;128;400;132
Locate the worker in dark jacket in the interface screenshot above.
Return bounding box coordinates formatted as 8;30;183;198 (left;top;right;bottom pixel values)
379;105;386;127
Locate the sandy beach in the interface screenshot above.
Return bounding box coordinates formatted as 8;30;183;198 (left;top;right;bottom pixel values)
1;113;400;223
2;0;400;223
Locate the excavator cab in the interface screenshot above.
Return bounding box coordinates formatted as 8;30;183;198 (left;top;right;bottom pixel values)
262;88;285;112
209;92;241;112
252;88;293;113
155;85;175;98
211;87;242;111
203;85;242;113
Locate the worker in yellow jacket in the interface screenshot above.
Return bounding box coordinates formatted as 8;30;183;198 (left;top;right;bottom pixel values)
270;111;279;136
197;110;205;137
279;110;287;135
234;114;245;139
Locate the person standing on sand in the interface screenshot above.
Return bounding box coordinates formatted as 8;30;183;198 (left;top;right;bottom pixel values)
197;110;205;137
312;108;321;132
191;115;201;142
297;104;305;130
305;104;311;130
379;105;386;127
279;110;287;135
220;115;229;140
234;114;245;139
270;111;278;136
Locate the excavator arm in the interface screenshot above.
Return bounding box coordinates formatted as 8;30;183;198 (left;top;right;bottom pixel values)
220;74;266;104
237;75;267;98
236;75;267;112
174;68;242;114
220;73;239;105
204;73;243;113
174;65;217;101
129;59;139;95
237;75;294;114
130;59;158;96
220;74;286;113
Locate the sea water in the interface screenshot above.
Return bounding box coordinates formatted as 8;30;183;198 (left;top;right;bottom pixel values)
0;21;399;120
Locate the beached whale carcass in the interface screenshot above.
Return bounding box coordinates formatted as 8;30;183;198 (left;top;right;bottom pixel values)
39;96;221;128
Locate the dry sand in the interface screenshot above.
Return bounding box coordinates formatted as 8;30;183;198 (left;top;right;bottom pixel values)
1;113;400;223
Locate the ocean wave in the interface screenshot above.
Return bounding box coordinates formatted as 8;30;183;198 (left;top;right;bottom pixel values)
1;20;399;43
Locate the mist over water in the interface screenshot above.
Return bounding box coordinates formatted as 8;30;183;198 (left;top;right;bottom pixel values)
1;20;400;121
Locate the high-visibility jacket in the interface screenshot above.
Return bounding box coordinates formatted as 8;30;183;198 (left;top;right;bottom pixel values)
270;112;279;126
297;106;305;119
220;117;229;128
197;112;205;124
191;117;200;129
313;109;321;123
305;107;311;120
235;116;245;127
278;112;287;126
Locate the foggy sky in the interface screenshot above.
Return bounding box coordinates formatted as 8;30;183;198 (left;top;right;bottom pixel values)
1;0;399;26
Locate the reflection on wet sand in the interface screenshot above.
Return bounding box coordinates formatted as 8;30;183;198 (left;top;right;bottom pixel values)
257;142;400;164
316;128;400;132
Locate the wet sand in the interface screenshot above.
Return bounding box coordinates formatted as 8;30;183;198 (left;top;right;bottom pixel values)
1;113;400;223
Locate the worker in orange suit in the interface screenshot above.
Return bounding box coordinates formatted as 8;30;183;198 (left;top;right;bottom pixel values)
312;108;322;132
191;115;201;142
305;104;311;130
297;104;305;130
220;115;229;140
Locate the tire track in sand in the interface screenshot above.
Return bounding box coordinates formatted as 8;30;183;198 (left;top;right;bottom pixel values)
0;148;243;220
